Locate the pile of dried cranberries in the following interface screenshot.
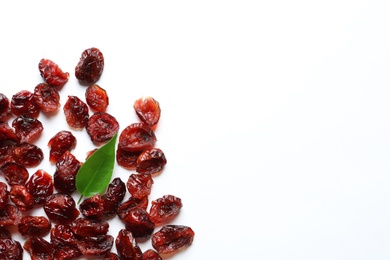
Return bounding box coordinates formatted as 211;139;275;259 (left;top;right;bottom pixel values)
0;47;194;259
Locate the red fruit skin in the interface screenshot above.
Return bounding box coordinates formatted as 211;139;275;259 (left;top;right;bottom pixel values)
39;58;70;87
151;225;195;255
75;47;104;84
133;96;161;128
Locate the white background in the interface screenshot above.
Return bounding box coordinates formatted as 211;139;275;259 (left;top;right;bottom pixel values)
1;0;390;259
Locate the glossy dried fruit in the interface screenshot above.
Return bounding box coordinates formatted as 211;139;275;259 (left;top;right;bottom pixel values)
119;123;157;152
0;121;19;143
71;218;109;237
12;143;44;167
79;194;104;219
103;252;121;260
115;229;143;260
117;196;149;221
0;93;10;120
0;226;11;239
44;193;80;224
24;236;54;260
9;184;35;211
0;204;22;226
0;182;9;211
11;90;40;118
142;249;162;260
86;112;119;143
48;130;77;164
116;147;142;170
0;144;14;167
75;47;104;84
127;173;154;199
63;96;89;129
121;208;155;239
134;96;161;128
50;224;78;249
102;177;126;218
53;151;81;194
0;238;23;260
149;195;182;225
76;235;114;256
0;162;29;186
12;116;43;143
136;148;167;175
33;82;61;113
39;58;69;87
26;169;54;204
53;245;82;260
18;215;51;236
85;84;109;112
151;225;195;255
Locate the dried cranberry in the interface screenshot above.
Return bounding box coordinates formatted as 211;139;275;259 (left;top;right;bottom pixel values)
9;185;35;211
0;182;9;210
12;143;43;167
0;162;28;186
116;147;142;170
10;90;40;118
26;169;54;204
18;215;51;237
86;112;119;143
50;224;78;249
24;236;54;260
152;225;195;254
121;208;155;239
0;204;22;226
0;238;23;260
136;148;167;175
33;82;61;113
75;47;104;84
117;196;149;221
102;177;126;218
115;229;143;260
0;226;11;239
48;130;77;163
149;195;182;225
0;144;14;167
53;151;81;194
0;93;10;120
119;123;157;152
85;84;109;112
39;58;69;87
44;193;80;224
12;116;43;143
142;249;162;260
0;121;19;143
71;218;109;237
134;96;161;128
79;194;104;219
127;173;154;199
103;252;121;260
77;235;114;256
53;246;82;260
63;96;89;129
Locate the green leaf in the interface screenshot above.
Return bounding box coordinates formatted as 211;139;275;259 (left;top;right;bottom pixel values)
76;133;117;203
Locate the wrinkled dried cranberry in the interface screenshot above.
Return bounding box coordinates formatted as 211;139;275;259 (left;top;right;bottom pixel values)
18;215;51;236
0;162;28;186
24;236;54;260
44;193;80;224
33;82;61;113
0;238;23;260
0;121;19;143
121;208;155;239
53;245;82;260
86;112;119;143
102;177;126;218
75;47;104;84
53;151;81;194
12;143;43;167
119;123;157;152
71;218;109;237
117;196;149;220
85;84;109;112
0;182;9;210
63;96;89;129
76;235;114;256
9;185;34;211
134;96;161;128
26;169;54;204
136;148;167;175
103;252;121;260
50;224;78;249
142;249;163;260
79;194;104;219
151;225;195;254
149;195;183;225
11;90;40;118
12;115;43;143
0;144;14;167
0;204;22;226
115;229;143;260
0;93;10;120
39;58;69;88
116;147;142;170
0;226;11;239
127;173;154;199
48;130;77;163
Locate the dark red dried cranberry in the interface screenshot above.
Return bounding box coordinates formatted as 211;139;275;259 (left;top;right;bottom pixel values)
0;226;11;239
24;236;54;260
0;238;23;260
151;225;195;254
12;116;43;143
48;130;77;163
0;182;9;210
0;162;28;186
10;90;40;118
119;123;157;152
26;169;54;205
117;196;149;220
9;185;34;211
102;177;126;218
18;215;51;236
103;252;121;260
134;96;161;128
127;173;153;199
12;143;44;168
115;229;143;260
0;204;22;226
50;224;78;249
53;246;82;260
116;147;142;170
142;249;162;260
121;208;155;239
39;58;69;87
76;235;114;256
149;195;182;225
85;84;109;112
0;144;14;167
86;112;119;143
44;193;80;224
79;194;104;219
75;47;104;84
0;121;19;143
63;96;89;129
33;82;61;113
136;148;167;175
71;218;109;237
53;151;81;194
0;93;10;120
